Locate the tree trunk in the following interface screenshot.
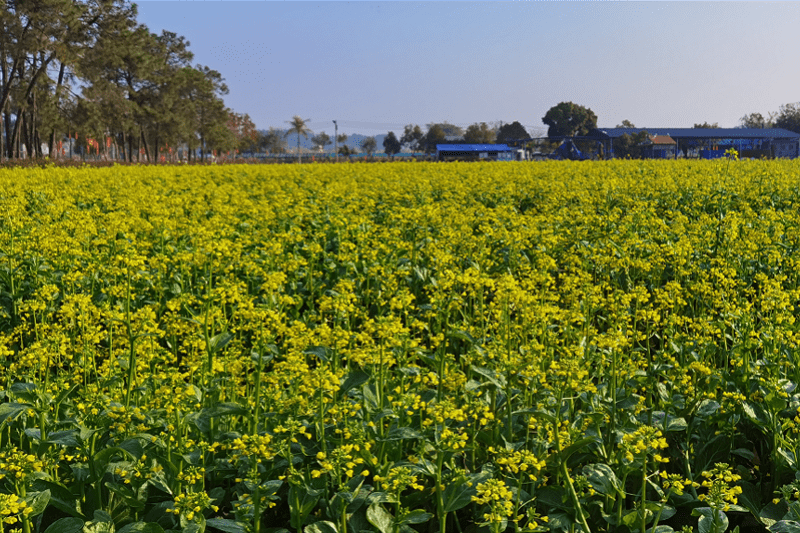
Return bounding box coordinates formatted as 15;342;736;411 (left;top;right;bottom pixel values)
48;62;67;157
141;128;150;162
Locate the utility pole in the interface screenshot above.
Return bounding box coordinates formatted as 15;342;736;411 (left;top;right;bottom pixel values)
333;120;338;163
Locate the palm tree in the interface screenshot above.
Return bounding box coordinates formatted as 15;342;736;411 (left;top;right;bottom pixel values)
285;115;312;163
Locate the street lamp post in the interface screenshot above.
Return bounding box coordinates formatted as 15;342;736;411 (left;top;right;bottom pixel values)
333;120;338;163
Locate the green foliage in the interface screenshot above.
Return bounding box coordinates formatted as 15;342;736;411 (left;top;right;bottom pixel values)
542;101;598;138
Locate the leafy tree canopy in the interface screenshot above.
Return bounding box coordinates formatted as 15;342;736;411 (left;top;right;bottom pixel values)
495;121;528;143
463;122;496;144
383;131;401;156
542;102;598;138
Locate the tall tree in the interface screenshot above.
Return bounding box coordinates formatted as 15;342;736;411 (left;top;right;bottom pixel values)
285;115;311;163
739;113;774;129
361;136;377;158
311;131;331;152
463;122;495;144
383;131;401;158
693;122;720;129
421;124;446;154
495;121;528;144
542;102;597;138
400;124;424;152
259;127;285;154
613;130;650;159
227;111;258;155
426;122;463;139
774;103;800;134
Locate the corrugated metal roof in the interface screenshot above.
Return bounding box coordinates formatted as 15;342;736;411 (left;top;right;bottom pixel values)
436;144;512;152
647;135;676;145
592;128;800;139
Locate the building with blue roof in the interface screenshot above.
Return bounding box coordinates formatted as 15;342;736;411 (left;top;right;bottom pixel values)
590;128;800;159
436;144;514;162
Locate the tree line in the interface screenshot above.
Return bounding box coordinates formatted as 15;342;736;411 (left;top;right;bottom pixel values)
1;0;256;162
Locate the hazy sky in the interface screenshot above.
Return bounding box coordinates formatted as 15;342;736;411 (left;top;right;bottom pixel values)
134;1;800;136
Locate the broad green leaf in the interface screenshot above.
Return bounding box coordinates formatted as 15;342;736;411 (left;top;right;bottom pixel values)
304;346;330;362
9;382;38;402
208;331;234;354
666;416;688;432
397;509;432;525
117;523;166;533
379;427;422;442
583;463;622;496
0;402;31;424
42;517;84;533
693;507;728;533
696;399;720;417
339;370;370;396
470;365;507;389
289;486;322;531
303;522;337;533
366;503;394;533
770;520;800;533
559;437;599;462
25;489;51;517
442;472;490;513
646;526;675;533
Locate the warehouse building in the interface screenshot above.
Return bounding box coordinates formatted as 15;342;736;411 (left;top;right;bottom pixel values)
436;144;514;162
590;128;800;159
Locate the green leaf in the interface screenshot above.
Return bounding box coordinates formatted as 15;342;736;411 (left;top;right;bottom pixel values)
25;489;51;517
42;517;84;533
470;365;507;389
582;463;622;496
32;480;81;517
9;382;38;403
205;521;246;533
646;526;675;533
303;346;330;363
379;427;422;442
289;485;322;531
442;472;490;513
559;437;599;462
339;370;370;396
117;523;167;533
397;509;432;525
621;509;648;528
666;416;688;432
743;402;767;424
0;402;31;424
696;399;720;417
365;492;398;505
303;522;338;533
105;482;145;510
366;503;393;533
208;331;234;354
770;520;800;533
693;507;728;533
47;429;80;447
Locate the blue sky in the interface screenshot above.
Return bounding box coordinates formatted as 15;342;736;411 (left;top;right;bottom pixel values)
134;1;800;136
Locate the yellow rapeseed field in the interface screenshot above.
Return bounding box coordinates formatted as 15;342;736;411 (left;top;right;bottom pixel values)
1;160;799;533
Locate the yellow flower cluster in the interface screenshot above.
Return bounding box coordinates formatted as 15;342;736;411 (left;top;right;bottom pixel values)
698;463;743;511
168;490;218;522
619;426;669;463
0;448;46;488
472;478;516;524
489;447;547;481
660;472;700;496
0;493;29;524
373;466;424;494
311;445;369;480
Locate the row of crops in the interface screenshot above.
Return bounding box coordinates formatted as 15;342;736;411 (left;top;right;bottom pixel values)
1;160;800;533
